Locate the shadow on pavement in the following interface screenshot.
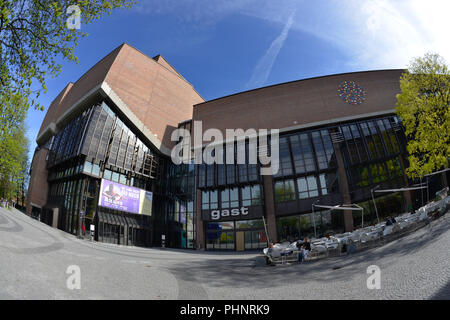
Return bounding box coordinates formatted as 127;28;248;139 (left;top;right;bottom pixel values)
432;279;450;300
169;214;450;290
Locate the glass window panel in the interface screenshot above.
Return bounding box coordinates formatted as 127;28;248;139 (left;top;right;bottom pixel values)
221;189;230;208
275;137;293;177
251;185;262;205
298;178;307;192
206;165;215;187
275;179;296;202
83;161;92;174
230;188;239;201
307;176;317;190
210;190;218;209
226;164;235;184
92;164;100;177
217;165;226;185
111;172;119;183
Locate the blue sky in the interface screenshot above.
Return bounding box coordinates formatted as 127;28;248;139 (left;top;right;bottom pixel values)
25;0;450;161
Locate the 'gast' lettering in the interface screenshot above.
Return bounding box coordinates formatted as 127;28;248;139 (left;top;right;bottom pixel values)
211;207;249;220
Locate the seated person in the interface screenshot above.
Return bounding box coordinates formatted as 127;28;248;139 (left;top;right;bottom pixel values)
265;243;274;265
385;217;393;226
265;243;281;266
325;233;338;242
298;237;311;262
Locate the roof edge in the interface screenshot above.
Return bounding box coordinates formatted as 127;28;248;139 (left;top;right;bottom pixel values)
195;69;406;108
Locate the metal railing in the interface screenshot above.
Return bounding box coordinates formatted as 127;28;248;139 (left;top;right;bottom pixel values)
264;195;450;265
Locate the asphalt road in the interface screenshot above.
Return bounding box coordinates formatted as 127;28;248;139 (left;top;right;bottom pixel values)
0;206;449;300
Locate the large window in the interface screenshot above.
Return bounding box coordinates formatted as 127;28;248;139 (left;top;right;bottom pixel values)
348;118;403;163
290;133;315;174
360;122;378;160
241;185;263;206
370;162;388;184
382;119;401;154
217;164;226;186
48;107;91;167
274;179;296;202
276;210;341;242
368;121;386;158
202;185;263;210
48;102;159;179
221;188;239;209
197;141;260;189
273;129;337;179
206;164;215;187
312;130;336;170
198;164;206;188
206;221;235;250
244;231;267;249
342;125;360;164
202;190;218;210
297;176;319;199
348;157;405;191
206;220;266;250
319;173;339;195
275;137;293;177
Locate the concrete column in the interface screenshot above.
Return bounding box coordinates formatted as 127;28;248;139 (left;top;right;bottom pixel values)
262;174;278;243
398;156;413;211
195;189;205;250
332;140;354;232
52;208;59;228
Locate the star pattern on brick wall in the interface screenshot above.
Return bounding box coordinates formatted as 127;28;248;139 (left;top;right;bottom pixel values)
338;81;367;105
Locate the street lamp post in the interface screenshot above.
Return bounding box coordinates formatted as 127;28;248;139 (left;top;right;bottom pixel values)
311;200;320;238
371;185;381;224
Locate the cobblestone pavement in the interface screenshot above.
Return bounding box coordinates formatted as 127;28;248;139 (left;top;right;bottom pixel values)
0;207;449;300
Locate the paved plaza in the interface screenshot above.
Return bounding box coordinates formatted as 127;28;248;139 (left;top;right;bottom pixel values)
0;206;449;300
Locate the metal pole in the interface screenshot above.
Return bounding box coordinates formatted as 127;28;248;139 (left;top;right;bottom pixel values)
78;211;83;239
426;177;429;203
361;208;364;229
312;205;317;238
371;186;380;225
262;215;270;246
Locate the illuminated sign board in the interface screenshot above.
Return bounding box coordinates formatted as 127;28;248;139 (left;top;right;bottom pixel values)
98;179;152;216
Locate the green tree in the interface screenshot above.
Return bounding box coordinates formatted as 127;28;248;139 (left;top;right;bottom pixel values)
396;53;450;179
0;116;29;201
0;0;135;201
0;0;135;122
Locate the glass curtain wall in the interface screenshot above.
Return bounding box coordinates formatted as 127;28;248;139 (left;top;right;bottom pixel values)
206;219;266;250
273;128;339;204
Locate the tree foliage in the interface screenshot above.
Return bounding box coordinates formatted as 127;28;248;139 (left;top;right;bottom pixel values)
396;53;450;179
0;0;135;200
0;0;135;113
0;100;28;200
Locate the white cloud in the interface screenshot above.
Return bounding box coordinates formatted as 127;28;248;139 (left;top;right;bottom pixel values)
245;11;296;89
133;0;255;25
329;0;450;69
134;0;450;70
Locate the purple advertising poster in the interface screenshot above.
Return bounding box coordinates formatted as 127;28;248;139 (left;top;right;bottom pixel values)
99;179;142;214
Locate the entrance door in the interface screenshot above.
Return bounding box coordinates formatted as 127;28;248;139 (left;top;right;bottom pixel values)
236;231;245;251
181;230;187;248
